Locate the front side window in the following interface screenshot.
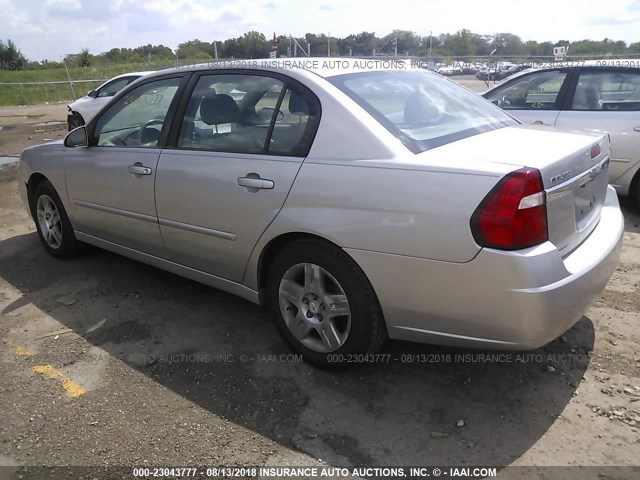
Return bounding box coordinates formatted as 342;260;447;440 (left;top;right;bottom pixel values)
571;70;640;111
94;77;181;147
329;70;516;153
177;74;319;156
485;70;568;110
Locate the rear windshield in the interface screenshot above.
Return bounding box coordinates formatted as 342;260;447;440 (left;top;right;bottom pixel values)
328;70;517;153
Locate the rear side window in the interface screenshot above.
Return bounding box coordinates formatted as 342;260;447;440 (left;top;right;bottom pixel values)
571;70;640;111
484;70;568;110
177;74;319;156
329;70;515;153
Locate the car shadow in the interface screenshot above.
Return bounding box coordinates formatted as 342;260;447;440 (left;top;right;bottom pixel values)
0;232;594;466
620;197;640;234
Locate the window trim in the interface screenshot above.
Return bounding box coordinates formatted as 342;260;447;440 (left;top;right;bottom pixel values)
88;73;192;148
164;69;322;158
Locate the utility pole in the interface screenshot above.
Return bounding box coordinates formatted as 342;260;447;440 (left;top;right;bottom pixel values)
62;54;76;100
328;32;331;56
394;34;398;56
428;31;433;62
291;36;309;57
213;41;218;60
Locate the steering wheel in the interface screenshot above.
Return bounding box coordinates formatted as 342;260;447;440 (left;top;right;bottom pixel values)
138;116;165;145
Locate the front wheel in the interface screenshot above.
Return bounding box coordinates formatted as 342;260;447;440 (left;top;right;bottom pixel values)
32;180;84;258
266;239;387;368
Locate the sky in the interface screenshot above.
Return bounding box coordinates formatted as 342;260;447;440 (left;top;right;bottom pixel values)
1;0;639;61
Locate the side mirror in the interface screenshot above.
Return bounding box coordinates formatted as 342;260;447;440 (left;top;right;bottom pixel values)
64;126;88;148
87;90;98;98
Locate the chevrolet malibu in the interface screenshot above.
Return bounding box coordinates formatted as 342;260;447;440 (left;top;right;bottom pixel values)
18;59;624;367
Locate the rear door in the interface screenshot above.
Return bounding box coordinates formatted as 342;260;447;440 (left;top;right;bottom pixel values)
555;67;640;190
483;69;571;126
155;72;320;282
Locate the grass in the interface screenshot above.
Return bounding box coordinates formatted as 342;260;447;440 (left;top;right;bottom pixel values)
0;59;212;106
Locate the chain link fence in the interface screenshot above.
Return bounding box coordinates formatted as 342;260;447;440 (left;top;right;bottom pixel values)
2;54;640;106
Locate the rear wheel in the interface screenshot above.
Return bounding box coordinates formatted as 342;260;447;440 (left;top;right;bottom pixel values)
266;239;387;369
32;181;83;258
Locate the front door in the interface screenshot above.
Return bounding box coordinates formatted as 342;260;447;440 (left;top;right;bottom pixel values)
483;69;570;126
65;76;184;257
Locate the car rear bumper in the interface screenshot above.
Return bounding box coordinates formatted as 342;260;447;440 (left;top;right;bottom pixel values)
345;186;624;350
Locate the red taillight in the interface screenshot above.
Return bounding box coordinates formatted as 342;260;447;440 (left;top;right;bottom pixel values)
470;167;548;250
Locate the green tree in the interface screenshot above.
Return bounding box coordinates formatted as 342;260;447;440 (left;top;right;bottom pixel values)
0;39;27;69
77;48;91;67
239;31;269;58
176;39;212;59
492;33;524;55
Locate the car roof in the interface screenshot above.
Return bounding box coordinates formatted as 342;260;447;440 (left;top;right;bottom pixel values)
144;58;421;80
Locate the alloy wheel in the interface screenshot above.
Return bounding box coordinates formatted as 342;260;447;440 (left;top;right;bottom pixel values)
278;262;352;353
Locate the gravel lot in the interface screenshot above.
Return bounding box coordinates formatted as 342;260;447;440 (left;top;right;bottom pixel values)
0;93;639;479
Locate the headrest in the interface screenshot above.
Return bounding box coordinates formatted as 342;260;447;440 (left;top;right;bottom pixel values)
584;83;600;102
404;91;439;125
289;91;310;116
200;94;240;125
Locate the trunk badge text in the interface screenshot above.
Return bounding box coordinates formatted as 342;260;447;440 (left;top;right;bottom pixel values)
551;171;572;184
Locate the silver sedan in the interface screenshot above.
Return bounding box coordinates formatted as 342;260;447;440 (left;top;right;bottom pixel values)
18;59;623;368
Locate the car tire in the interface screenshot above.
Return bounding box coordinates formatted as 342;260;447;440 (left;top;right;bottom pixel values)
266;238;387;369
67;112;85;131
32;180;84;259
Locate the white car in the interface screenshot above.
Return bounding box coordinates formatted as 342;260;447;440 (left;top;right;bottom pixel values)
483;61;640;207
436;65;461;76
67;71;153;130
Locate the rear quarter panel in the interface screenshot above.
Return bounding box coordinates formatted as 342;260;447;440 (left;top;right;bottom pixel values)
243;158;513;290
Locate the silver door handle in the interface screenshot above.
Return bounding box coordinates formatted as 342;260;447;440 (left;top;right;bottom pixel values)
128;164;152;175
634;127;640;132
238;177;274;189
532;120;544;125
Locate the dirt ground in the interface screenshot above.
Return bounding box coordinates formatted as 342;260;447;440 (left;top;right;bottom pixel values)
0;99;639;479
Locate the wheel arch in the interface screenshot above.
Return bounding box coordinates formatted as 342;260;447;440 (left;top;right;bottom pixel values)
630;165;640;204
256;232;335;296
26;172;50;217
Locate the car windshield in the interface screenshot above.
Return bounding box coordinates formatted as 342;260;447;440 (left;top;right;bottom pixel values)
328;70;516;153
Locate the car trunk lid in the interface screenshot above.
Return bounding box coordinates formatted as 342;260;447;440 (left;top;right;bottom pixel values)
416;124;611;256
